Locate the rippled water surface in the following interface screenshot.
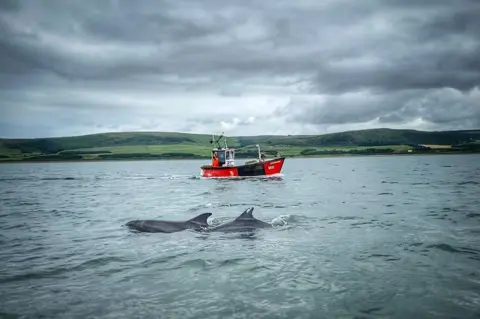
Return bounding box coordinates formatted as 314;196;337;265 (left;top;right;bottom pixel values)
1;155;480;318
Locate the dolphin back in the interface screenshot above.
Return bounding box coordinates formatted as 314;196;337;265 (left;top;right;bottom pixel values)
207;207;272;233
187;212;212;227
125;212;212;233
235;207;255;220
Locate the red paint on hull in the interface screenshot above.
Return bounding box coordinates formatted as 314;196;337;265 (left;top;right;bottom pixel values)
201;166;239;178
262;158;285;175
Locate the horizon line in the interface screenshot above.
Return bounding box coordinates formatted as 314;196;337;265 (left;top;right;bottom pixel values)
1;127;480;140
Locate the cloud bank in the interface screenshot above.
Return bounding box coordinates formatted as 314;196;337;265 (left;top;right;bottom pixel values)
1;0;479;138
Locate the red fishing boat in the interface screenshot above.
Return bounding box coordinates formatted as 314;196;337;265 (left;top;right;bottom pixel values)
200;133;285;178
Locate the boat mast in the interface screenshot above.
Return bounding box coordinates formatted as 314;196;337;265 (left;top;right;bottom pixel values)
209;132;224;149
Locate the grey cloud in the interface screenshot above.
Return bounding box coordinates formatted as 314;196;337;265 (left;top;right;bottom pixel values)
0;0;19;12
219;87;243;97
2;0;479;86
280;87;480;129
191;115;259;126
1;0;479;137
313;48;480;94
82;3;221;44
311;5;480;93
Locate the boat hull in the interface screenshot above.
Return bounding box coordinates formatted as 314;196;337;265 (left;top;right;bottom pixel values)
200;157;285;178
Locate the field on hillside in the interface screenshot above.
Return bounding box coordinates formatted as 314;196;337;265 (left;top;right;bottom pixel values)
63;144;213;156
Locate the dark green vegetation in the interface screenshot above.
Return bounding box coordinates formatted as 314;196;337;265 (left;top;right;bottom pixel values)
1;128;479;162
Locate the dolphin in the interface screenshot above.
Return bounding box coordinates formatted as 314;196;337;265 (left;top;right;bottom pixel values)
207;207;272;233
125;212;212;233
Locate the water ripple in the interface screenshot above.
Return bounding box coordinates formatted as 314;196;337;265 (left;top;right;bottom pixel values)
0;155;479;318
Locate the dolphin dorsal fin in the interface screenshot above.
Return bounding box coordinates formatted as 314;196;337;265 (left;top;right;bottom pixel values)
188;212;212;226
235;207;254;220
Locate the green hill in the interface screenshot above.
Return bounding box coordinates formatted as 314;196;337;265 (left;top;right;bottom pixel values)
235;128;480;146
0;128;479;162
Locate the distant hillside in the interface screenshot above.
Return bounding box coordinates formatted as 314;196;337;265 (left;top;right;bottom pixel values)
0;132;216;154
235;128;480;147
1;128;479;162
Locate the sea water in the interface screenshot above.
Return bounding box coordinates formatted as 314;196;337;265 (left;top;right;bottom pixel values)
1;155;479;318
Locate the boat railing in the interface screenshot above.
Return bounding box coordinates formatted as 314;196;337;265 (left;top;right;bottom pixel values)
245;159;260;165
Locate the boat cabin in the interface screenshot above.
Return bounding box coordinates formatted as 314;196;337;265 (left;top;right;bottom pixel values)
212;148;236;167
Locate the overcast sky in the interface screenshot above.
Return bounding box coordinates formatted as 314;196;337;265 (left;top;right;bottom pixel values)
1;0;479;138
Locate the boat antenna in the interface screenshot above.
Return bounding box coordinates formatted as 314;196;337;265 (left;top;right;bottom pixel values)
209;132;224;149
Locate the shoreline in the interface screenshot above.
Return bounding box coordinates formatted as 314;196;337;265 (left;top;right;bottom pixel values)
1;151;478;164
